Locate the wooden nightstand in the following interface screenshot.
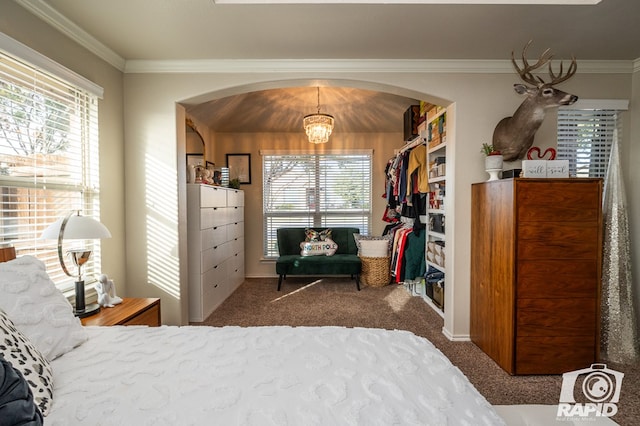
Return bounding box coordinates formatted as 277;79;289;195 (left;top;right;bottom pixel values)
81;298;161;327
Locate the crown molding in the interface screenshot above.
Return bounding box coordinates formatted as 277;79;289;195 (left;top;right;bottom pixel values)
15;0;635;76
124;58;633;74
14;0;125;71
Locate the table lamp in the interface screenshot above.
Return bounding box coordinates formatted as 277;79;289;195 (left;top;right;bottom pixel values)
41;211;111;318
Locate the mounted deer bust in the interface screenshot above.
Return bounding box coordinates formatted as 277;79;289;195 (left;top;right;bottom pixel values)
492;41;578;161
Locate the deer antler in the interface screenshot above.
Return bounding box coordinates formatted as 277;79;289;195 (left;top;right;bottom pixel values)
547;55;577;86
511;40;553;87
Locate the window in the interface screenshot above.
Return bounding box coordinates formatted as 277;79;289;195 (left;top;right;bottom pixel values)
262;151;372;258
557;100;627;178
0;39;102;291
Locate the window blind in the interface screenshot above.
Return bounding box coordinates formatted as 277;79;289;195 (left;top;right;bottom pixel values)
262;152;372;258
557;108;623;178
0;50;101;291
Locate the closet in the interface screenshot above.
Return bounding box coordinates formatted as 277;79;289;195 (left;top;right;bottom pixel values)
385;103;447;315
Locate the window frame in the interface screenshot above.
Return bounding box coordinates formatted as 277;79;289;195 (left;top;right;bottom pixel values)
557;99;628;179
0;34;103;292
262;150;372;258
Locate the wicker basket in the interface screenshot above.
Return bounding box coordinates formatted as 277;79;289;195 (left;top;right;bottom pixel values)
359;256;391;287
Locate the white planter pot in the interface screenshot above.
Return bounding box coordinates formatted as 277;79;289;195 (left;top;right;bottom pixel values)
485;155;503;181
485;154;503;170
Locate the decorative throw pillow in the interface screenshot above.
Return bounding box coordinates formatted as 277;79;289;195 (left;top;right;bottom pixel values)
353;234;393;257
0;309;53;416
300;238;338;256
0;255;87;361
305;228;332;242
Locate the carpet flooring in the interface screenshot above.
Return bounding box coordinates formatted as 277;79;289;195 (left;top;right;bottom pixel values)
193;277;639;425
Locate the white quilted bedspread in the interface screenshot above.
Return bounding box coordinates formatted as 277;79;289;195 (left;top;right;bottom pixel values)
46;326;505;426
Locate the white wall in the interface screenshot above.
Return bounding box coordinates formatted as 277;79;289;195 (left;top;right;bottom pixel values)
124;71;634;337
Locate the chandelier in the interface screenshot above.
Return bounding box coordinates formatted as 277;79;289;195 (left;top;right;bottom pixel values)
303;87;334;144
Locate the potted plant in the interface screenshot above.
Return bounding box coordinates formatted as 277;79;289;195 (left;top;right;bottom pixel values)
481;143;503;181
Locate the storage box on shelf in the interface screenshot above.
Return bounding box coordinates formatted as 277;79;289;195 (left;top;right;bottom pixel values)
187;184;245;322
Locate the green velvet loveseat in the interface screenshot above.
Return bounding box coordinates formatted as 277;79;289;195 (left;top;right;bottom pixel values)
275;227;362;291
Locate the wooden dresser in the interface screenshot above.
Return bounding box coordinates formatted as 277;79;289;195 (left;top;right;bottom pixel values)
470;178;602;375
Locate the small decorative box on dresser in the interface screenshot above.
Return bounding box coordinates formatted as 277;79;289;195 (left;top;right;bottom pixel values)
81;298;161;327
470;178;602;375
187;184;245;322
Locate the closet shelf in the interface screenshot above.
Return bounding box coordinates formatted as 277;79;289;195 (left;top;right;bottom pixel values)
427;142;446;154
426;260;445;274
428;230;445;240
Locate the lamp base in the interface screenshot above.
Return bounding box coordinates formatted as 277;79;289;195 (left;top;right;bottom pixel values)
74;303;100;318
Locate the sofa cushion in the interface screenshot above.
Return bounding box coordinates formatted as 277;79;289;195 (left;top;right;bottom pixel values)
276;254;361;276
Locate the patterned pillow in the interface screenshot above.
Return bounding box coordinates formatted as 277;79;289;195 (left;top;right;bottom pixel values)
353;234;393;257
300;238;338;256
0;256;87;361
0;309;53;416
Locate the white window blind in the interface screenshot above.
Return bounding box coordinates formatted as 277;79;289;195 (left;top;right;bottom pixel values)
262;151;372;258
557;103;625;178
0;49;102;291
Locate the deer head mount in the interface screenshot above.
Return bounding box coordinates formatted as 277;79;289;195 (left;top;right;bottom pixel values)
492;41;578;161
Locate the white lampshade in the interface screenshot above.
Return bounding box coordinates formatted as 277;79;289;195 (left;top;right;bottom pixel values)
41;213;111;240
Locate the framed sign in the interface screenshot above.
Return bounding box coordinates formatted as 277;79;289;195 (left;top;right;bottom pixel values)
226;153;251;184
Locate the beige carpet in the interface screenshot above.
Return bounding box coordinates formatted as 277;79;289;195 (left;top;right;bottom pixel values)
193;277;639;426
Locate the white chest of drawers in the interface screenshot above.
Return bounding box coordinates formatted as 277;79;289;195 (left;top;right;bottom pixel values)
187;184;245;322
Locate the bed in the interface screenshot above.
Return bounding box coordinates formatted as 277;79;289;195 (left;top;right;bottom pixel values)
0;248;505;425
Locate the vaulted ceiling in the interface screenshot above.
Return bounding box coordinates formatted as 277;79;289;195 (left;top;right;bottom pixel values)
16;0;640;133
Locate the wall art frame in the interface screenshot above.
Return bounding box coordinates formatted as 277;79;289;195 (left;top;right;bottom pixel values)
226;153;251;184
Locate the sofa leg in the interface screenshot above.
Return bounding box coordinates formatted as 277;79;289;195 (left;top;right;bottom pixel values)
355;274;361;291
277;275;283;291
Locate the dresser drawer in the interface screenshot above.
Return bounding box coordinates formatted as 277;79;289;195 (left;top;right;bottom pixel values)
226;189;244;207
517;298;596;336
200;185;227;208
516;181;600;223
516;336;596;375
201;241;232;272
122;303;161;326
517;260;598;298
201;225;228;251
227;221;244;240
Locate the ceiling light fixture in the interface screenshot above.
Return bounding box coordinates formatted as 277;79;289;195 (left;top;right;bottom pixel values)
303;87;334;144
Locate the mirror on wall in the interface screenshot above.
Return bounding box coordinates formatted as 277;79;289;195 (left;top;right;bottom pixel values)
186;118;205;157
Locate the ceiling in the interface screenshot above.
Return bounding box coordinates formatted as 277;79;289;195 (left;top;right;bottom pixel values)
17;0;640;133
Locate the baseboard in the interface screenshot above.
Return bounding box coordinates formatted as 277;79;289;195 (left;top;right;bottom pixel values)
442;326;470;342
